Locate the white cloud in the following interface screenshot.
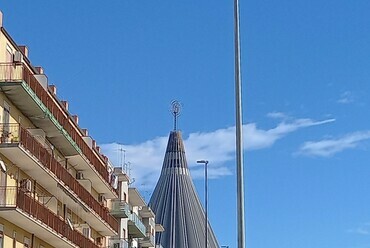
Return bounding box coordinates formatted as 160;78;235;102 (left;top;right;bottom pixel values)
338;91;355;104
348;227;370;235
101;116;334;189
348;223;370;235
267;112;289;119
298;131;370;157
190;166;233;180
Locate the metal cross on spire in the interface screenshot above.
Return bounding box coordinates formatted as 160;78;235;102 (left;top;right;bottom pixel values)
170;100;182;130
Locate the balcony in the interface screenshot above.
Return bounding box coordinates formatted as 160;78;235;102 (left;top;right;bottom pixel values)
139;206;155;219
155;224;165;233
110;200;130;218
0;63;117;197
128;188;146;207
128;212;146;238
0;123;118;235
139;233;155;247
0;186;99;248
108;238;129;248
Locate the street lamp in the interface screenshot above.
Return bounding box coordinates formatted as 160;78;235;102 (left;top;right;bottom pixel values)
197;160;209;248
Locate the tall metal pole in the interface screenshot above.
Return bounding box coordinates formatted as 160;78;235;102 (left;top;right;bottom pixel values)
234;0;246;247
197;160;209;248
205;160;208;248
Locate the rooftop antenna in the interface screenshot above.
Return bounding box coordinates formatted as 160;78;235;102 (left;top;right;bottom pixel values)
170;100;182;131
126;162;131;178
118;145;126;171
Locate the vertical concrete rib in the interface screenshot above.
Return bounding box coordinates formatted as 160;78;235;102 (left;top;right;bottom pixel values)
149;131;219;248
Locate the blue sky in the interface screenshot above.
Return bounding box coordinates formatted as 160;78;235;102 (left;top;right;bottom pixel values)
2;1;370;247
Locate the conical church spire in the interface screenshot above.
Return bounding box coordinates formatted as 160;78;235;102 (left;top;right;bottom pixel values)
162;131;188;170
149;106;219;248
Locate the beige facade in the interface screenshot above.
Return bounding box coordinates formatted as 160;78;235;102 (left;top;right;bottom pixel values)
0;11;163;248
0;11;118;248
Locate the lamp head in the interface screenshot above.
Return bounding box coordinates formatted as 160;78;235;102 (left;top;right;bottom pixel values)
196;160;209;165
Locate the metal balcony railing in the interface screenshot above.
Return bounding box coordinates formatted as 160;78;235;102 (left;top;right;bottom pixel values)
148;234;155;245
129;212;146;235
0;63;23;81
111;200;130;217
0;123;118;233
0;123;20;144
108;238;129;248
149;218;155;227
0;63;117;195
0;186;99;248
141;232;155;245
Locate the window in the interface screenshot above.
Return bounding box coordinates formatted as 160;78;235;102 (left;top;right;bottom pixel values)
6;45;12;63
123;192;127;202
57;202;62;217
82;227;91;239
23;237;30;248
5;45;13;80
66;207;72;221
2;102;10;143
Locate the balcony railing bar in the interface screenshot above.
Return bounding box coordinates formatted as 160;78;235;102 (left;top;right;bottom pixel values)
129;212;146;235
141;232;155;244
108;237;129;248
0;123;118;233
0;186;100;248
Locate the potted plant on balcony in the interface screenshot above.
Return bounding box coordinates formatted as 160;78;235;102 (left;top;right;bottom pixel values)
0;130;10;143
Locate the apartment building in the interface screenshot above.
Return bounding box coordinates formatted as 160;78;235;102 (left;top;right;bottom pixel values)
0;11;163;248
109;167;164;248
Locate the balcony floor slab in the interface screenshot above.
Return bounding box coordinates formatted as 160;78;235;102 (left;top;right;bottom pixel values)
0;82;77;156
66;154;117;199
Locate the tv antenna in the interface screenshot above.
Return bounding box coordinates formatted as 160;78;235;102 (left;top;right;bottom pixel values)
171;100;182;130
126;162;132;178
118;145;126;171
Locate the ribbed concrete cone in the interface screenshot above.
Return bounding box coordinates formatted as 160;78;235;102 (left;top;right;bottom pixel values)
149;131;219;248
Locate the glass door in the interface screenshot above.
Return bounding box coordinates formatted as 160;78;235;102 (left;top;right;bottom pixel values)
2;102;10;143
0;169;6;206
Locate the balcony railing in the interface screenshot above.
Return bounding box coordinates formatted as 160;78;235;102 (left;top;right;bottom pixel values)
0;63;116;194
149;218;155;227
148;233;155;244
108;238;129;248
0;63;23;81
140;232;155;246
129;212;146;236
0;186;99;248
111;200;130;218
0;123;118;233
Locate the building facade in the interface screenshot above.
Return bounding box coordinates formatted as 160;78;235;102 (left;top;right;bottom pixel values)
108;166;164;248
0;11;162;248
